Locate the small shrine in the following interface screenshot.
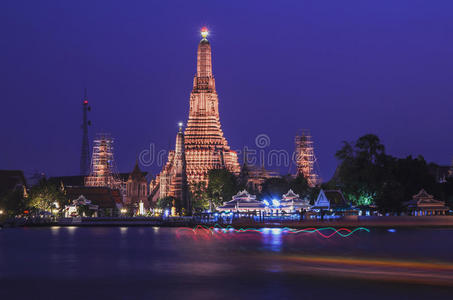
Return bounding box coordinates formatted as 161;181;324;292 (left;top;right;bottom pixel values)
404;189;449;216
312;189;349;211
64;195;99;217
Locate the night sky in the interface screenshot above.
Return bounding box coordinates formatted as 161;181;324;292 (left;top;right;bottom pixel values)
1;0;452;182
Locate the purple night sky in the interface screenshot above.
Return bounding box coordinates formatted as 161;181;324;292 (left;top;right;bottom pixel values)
1;0;452;181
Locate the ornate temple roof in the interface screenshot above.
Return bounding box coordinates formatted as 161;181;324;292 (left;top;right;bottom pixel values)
66;186;122;209
128;161;146;181
404;189;449;210
282;189;300;200
218;190;265;211
313;189;349;210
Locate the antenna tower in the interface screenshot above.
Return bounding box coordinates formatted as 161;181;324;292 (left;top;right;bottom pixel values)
80;88;91;175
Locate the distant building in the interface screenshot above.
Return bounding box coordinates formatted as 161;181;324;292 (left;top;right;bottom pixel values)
64;186;123;217
124;162;149;208
48;175;85;188
217;190;266;212
156;124;189;211
65;195;99;217
295;130;320;187
49;167;150;211
428;163;452;183
404;189;449;216
241;163;279;194
312;189;349;211
85;134;122;190
280;189;311;213
0;170;27;196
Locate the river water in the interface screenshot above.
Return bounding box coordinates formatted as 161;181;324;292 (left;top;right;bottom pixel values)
1;226;453;299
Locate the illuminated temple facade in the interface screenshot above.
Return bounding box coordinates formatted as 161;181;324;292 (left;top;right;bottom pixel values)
158;125;189;210
155;28;240;209
184;27;240;183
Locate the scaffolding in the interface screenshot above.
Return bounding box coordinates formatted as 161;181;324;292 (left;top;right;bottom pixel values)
295;129;320;187
84;133;122;189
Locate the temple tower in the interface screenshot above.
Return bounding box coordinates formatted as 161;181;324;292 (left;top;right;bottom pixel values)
125;161;149;208
295;129;320;187
159;123;189;211
85;133;122;189
184;27;240;184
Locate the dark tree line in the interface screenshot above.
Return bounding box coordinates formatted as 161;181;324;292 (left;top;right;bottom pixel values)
0;178;67;217
332;134;452;213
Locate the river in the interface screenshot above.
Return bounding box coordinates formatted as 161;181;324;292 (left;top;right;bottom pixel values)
1;226;452;299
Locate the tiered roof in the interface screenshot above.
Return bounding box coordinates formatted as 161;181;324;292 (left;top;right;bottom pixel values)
218;190;265;211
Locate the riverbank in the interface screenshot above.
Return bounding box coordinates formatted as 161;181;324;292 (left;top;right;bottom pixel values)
3;215;453;229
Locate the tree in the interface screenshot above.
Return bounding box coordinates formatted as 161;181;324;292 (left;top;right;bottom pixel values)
392;156;437;201
439;177;453;209
259;177;290;200
333;134;440;213
334;134;390;207
157;196;176;210
207;168;239;208
0;189;28;217
190;181;209;212
289;174;310;199
375;181;404;214
28;179;66;213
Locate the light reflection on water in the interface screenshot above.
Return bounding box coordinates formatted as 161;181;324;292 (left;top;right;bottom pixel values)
66;226;77;235
50;226;60;236
120;227;128;236
0;227;453;299
261;228;283;252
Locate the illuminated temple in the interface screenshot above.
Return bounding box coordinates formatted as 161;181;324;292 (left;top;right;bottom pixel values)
184;27;240;182
155;28;240;208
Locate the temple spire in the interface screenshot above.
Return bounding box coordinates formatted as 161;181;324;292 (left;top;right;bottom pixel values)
175;122;184;155
196;27;212;79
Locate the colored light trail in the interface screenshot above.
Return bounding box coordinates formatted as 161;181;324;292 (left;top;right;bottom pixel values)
176;224;369;238
271;254;453;286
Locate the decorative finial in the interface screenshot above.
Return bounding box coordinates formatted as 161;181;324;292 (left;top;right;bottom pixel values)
178;122;183;132
201;27;208;39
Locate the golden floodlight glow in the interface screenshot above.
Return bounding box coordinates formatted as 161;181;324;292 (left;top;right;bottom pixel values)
201;27;208;38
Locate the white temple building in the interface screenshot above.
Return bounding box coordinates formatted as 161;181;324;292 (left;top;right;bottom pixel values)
312;189;349;211
64;195;99;217
280;189;311;213
217;190;266;212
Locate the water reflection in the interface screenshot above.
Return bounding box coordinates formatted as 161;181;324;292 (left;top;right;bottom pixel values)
66;226;77;235
261;228;282;252
120;227;128;236
50;226;60;236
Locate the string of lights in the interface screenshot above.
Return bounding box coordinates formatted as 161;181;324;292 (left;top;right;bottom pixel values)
177;224;370;238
